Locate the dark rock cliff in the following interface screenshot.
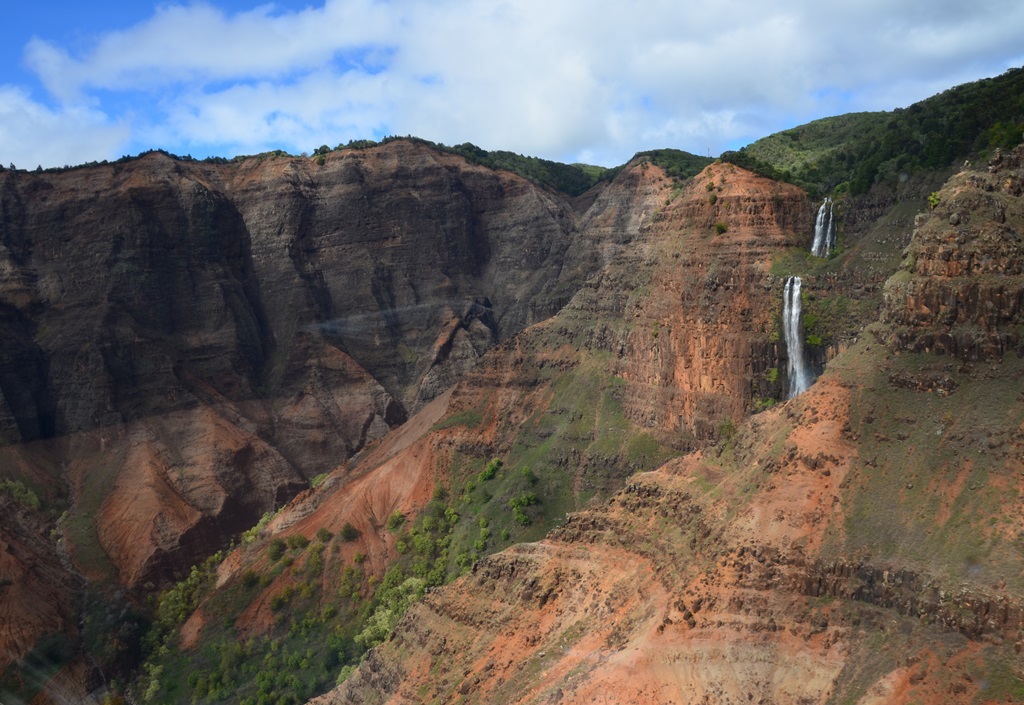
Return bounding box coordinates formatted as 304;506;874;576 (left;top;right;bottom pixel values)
0;140;589;598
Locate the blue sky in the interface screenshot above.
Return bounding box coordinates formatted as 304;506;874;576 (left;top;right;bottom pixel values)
2;1;1023;169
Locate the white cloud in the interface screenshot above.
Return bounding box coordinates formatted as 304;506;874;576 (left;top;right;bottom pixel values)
0;86;130;168
7;0;1024;168
24;1;396;101
147;69;394;155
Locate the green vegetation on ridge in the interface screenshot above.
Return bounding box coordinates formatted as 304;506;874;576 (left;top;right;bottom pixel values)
0;479;41;510
632;148;715;183
129;341;683;704
330;136;613;196
725;66;1024;196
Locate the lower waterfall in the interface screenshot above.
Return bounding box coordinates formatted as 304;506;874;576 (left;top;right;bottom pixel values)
784;276;812;398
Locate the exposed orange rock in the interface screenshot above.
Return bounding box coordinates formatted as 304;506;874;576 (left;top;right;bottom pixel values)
314;366;1024;705
0;138;593;607
216;389;455;641
58;407;303;589
611;162;810;441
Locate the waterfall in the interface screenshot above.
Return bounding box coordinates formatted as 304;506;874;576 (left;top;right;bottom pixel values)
783;276;811;398
810;198;836;257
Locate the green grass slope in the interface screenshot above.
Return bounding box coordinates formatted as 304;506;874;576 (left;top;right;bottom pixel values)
726;66;1024;196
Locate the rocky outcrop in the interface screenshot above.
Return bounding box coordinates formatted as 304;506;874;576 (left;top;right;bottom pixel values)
554;162;812;444
180;162;855;697
310;170;1024;700
0;141;583;457
884;145;1024;359
214;142;581;414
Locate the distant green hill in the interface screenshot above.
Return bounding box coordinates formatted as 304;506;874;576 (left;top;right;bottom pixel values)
345;67;1024;200
724;66;1024;196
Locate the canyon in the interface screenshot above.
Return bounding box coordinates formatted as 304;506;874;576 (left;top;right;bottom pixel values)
311;144;1024;705
1;74;1023;704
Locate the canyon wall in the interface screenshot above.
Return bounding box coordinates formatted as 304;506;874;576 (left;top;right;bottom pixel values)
0;141;595;685
309;148;1024;705
2;139;968;704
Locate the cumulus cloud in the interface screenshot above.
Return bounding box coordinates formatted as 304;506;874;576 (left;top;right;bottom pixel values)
23;1;395;101
5;0;1024;168
0;86;130;168
146;69;395;155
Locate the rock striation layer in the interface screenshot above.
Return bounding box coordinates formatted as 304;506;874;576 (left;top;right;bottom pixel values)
559;161;811;443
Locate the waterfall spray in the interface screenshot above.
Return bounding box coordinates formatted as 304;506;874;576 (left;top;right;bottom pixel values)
783;276;812;398
810;198;836;257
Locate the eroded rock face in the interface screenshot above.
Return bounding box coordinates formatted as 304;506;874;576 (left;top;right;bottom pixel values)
216;142;580;411
4;141;984;703
0;141;585;599
311;538;850;705
616;163;810;441
306;148;1024;702
554;162;812;444
884;145;1024;359
157;159;822;702
314;365;1024;705
0;490;84;701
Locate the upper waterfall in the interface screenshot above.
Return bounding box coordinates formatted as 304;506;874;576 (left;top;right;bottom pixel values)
810;198;837;257
783;276;812;398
